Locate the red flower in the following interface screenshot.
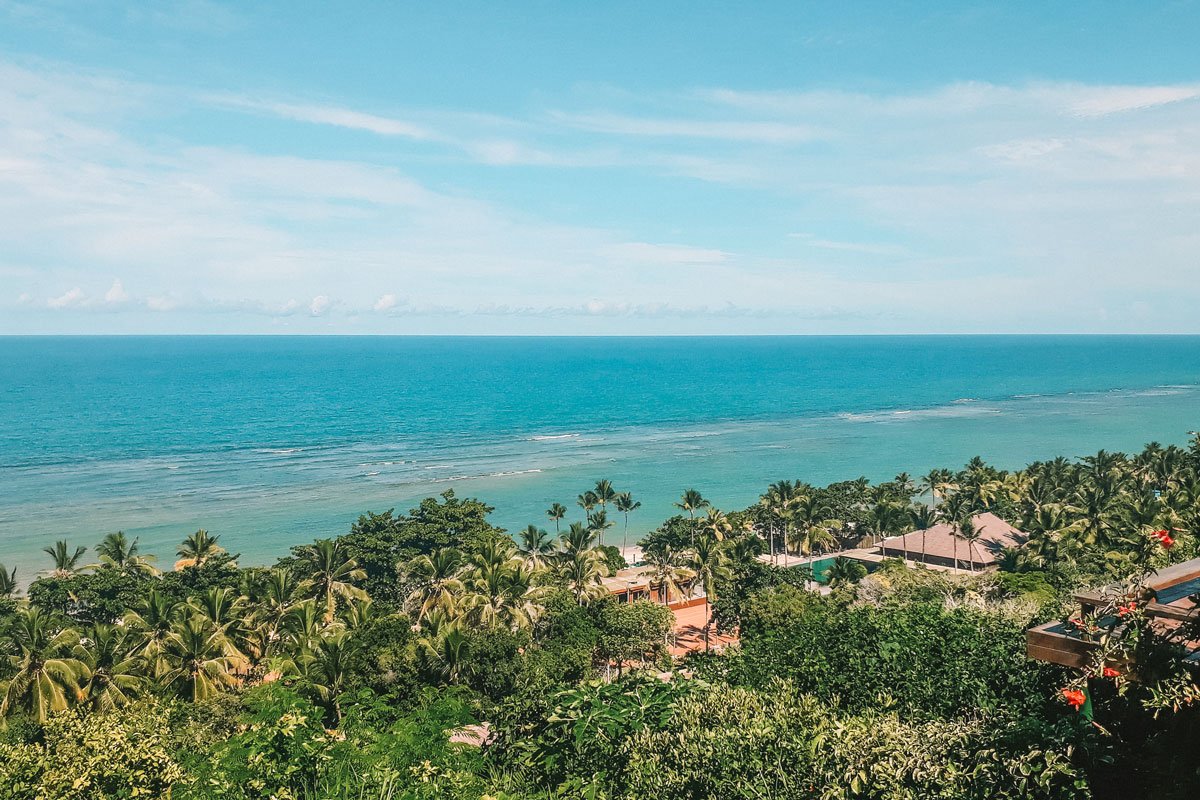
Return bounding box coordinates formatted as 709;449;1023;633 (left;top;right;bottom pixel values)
1061;688;1087;710
1150;529;1176;549
1117;601;1139;617
1102;667;1121;678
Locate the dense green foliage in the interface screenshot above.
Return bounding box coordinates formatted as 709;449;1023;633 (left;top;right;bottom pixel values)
0;443;1199;798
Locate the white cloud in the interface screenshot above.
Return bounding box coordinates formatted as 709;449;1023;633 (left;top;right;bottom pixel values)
1065;85;1200;117
607;242;730;265
373;293;398;312
47;287;86;308
550;111;822;143
309;295;331;316
146;295;178;311
16;292;31;305
104;279;129;304
210;96;433;139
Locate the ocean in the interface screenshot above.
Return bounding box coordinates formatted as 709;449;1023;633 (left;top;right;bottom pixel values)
2;336;1198;577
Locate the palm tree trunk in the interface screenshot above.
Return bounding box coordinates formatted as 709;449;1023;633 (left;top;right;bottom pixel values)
921;528;928;565
622;514;629;561
704;596;711;653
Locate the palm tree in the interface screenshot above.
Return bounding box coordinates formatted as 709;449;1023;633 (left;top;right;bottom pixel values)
643;544;694;606
587;508;615;548
78;623;146;712
0;563;17;598
824;556;868;588
403;548;464;620
908;505;937;565
788;495;839;588
864;500;904;547
675;489;710;546
561;521;598;555
124;588;182;678
577;490;598;521
93;531;158;575
299;632;353;725
559;549;609;606
419;620;470;683
941;493;973;570
158;617;240;702
958;516;985;572
761;480;799;565
546;502;568;533
593;479;618;514
517;525;557;569
464;542;543;628
43;540;87;579
0;607;89;722
918;468;956;510
615;492;641;560
689;535;732;652
175;529;224;569
701;507;733;542
298;539;368;625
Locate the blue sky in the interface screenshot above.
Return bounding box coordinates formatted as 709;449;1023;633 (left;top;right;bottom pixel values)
2;1;1199;334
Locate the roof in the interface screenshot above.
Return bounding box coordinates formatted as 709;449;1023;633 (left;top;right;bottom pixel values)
879;511;1026;567
1028;557;1200;669
600;565;656;594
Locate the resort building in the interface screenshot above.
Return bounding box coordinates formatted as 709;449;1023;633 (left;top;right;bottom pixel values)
1027;557;1200;669
878;511;1026;570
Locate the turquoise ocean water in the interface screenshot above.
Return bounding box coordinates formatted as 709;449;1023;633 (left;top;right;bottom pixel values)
2;336;1198;577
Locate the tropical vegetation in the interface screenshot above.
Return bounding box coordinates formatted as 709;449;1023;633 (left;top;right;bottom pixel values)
0;435;1199;798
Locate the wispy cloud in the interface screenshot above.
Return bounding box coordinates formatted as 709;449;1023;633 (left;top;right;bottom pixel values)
4;55;1200;333
209;95;434;139
549;111;823;143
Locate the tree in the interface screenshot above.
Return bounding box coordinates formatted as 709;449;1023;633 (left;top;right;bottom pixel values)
0;563;15;598
92;531;158;576
824;556;868;588
546;502;568;533
559;549;609;606
561;521;598;555
761;480;800;566
0;607;89;722
596;600;673;675
702;507;733;541
464;539;543;628
958;515;985;572
644;544;694;606
909;505;937;566
788;496;840;588
593;479;618;514
675;489;710;547
297;632;354;725
43;540;87;579
124;588;182;679
78;623;146;712
518;525;557;569
296;539;368;624
402;547;464;620
158;617;240;702
615;492;642;559
175;529;224;569
689;535;732;652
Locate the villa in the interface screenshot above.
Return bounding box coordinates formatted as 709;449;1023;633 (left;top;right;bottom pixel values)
878;511;1027;570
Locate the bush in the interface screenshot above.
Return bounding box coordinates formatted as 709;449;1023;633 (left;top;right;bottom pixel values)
733;585;1059;718
0;701;182;799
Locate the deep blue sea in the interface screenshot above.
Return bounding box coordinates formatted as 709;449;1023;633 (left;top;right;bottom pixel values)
2;336;1198;578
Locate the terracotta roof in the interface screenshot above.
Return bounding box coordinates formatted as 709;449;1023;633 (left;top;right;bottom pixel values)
879;511;1026;567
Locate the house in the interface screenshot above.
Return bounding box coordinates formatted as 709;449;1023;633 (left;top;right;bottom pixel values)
879;511;1026;570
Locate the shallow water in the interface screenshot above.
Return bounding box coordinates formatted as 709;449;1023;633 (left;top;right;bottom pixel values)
2;335;1198;576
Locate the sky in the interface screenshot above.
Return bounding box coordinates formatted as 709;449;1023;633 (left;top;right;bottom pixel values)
2;1;1199;335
